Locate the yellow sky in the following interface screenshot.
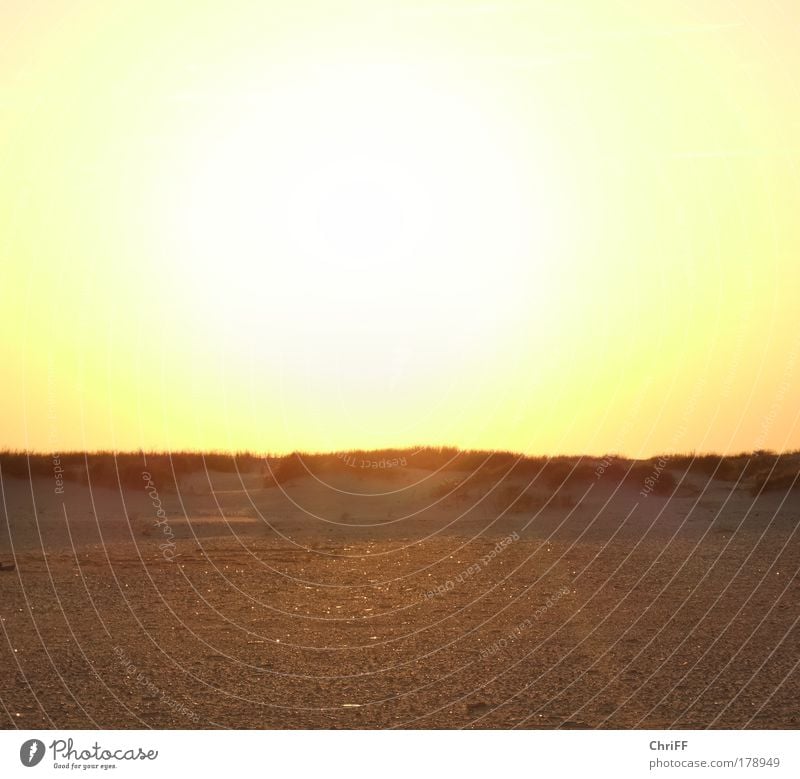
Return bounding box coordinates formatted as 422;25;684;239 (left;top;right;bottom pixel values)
2;0;799;456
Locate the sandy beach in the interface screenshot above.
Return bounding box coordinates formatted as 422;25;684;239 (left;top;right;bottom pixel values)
1;454;797;729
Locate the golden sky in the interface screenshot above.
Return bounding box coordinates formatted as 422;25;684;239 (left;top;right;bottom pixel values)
2;0;799;456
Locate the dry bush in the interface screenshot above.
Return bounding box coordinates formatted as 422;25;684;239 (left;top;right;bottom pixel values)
540;459;595;491
0;451;88;480
629;461;678;496
665;451;781;483
750;466;800;496
0;451;49;479
271;452;310;485
590;457;679;497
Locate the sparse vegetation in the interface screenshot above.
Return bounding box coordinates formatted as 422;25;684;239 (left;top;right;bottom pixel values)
0;450;265;491
750;465;800;496
270;452;309;485
2;449;797;504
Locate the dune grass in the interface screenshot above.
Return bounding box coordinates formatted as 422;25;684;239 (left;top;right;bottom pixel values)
2;447;798;498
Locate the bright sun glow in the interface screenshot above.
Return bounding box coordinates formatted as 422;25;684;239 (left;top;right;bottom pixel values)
3;1;800;455
160;65;555;395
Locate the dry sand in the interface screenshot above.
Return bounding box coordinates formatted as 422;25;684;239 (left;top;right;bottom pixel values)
1;459;798;729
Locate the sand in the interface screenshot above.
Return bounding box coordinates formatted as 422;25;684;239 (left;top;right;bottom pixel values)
1;461;798;728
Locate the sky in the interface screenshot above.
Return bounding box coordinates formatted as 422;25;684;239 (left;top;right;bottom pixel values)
1;0;799;456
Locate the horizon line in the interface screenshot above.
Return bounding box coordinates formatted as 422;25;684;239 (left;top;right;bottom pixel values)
1;446;797;461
